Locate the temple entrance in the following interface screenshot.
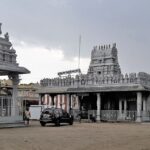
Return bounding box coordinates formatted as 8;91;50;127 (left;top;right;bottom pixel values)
101;93;119;121
81;94;97;110
80;93;97;119
127;101;136;111
101;93;119;110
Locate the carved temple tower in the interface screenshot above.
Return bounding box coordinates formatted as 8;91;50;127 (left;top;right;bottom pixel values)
87;43;121;77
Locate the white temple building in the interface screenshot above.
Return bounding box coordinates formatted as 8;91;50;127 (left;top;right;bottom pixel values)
39;43;150;122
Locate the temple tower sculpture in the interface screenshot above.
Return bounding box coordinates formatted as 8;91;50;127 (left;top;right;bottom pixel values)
87;43;121;77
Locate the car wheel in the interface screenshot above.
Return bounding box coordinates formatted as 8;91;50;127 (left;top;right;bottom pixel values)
55;119;60;126
40;122;46;127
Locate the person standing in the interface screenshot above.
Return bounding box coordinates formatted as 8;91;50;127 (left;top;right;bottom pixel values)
25;108;31;125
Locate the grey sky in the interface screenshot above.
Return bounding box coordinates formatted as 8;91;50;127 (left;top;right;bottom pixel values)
0;0;150;82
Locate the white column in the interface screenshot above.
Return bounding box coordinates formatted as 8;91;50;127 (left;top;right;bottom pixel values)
71;95;73;108
136;92;142;122
119;99;122;118
49;95;51;107
108;100;110;109
124;99;127;118
9;74;19;116
66;94;71;113
143;98;146;112
96;93;101;122
57;95;60;108
1;97;3;116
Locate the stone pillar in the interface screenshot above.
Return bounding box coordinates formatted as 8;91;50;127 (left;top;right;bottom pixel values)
9;74;20;116
1;97;3;116
124;99;127;118
62;95;65;110
66;94;71;113
119;99;122;119
96;93;101;122
143;98;146;112
108;100;110;109
136;92;142;122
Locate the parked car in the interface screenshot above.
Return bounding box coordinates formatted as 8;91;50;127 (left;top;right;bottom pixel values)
40;107;74;126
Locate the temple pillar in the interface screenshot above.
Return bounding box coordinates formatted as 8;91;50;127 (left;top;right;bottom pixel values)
124;99;127;118
118;99;122;119
136;92;142;122
9;74;20;116
66;94;71;113
143;98;146;112
62;95;65;110
96;93;101;122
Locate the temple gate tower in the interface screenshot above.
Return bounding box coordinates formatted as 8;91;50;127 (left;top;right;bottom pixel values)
87;43;121;77
0;23;30;125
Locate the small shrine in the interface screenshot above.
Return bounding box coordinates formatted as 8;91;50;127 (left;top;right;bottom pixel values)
0;23;30;126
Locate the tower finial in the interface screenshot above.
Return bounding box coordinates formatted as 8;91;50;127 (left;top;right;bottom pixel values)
0;23;2;35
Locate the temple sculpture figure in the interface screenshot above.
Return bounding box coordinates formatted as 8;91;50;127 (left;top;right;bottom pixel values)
0;23;30;127
39;43;150;123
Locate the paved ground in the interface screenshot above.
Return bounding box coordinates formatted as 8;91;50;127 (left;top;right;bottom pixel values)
0;121;150;150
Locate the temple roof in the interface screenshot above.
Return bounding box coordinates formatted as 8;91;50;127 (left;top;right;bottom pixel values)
0;63;30;75
38;83;150;94
39;43;150;94
0;23;30;75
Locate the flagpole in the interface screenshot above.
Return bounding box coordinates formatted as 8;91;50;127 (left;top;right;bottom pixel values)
78;35;81;72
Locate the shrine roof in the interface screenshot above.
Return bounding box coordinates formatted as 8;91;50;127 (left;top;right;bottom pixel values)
0;64;30;75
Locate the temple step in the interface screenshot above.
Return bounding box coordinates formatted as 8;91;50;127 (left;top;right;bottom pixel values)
0;122;26;128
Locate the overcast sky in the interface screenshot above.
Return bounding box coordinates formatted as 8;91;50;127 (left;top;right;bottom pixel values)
0;0;150;83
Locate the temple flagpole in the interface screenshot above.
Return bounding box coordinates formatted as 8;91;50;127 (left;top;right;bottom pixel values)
78;35;81;73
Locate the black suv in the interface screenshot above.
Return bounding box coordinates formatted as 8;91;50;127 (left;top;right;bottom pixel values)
40;107;74;126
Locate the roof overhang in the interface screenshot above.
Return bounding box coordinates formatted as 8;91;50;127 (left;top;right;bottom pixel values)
38;84;150;94
0;64;30;75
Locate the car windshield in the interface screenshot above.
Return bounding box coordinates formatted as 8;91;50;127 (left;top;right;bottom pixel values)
43;108;54;114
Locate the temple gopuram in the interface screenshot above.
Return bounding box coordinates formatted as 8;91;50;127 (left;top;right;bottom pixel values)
39;43;150;122
0;23;30;127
